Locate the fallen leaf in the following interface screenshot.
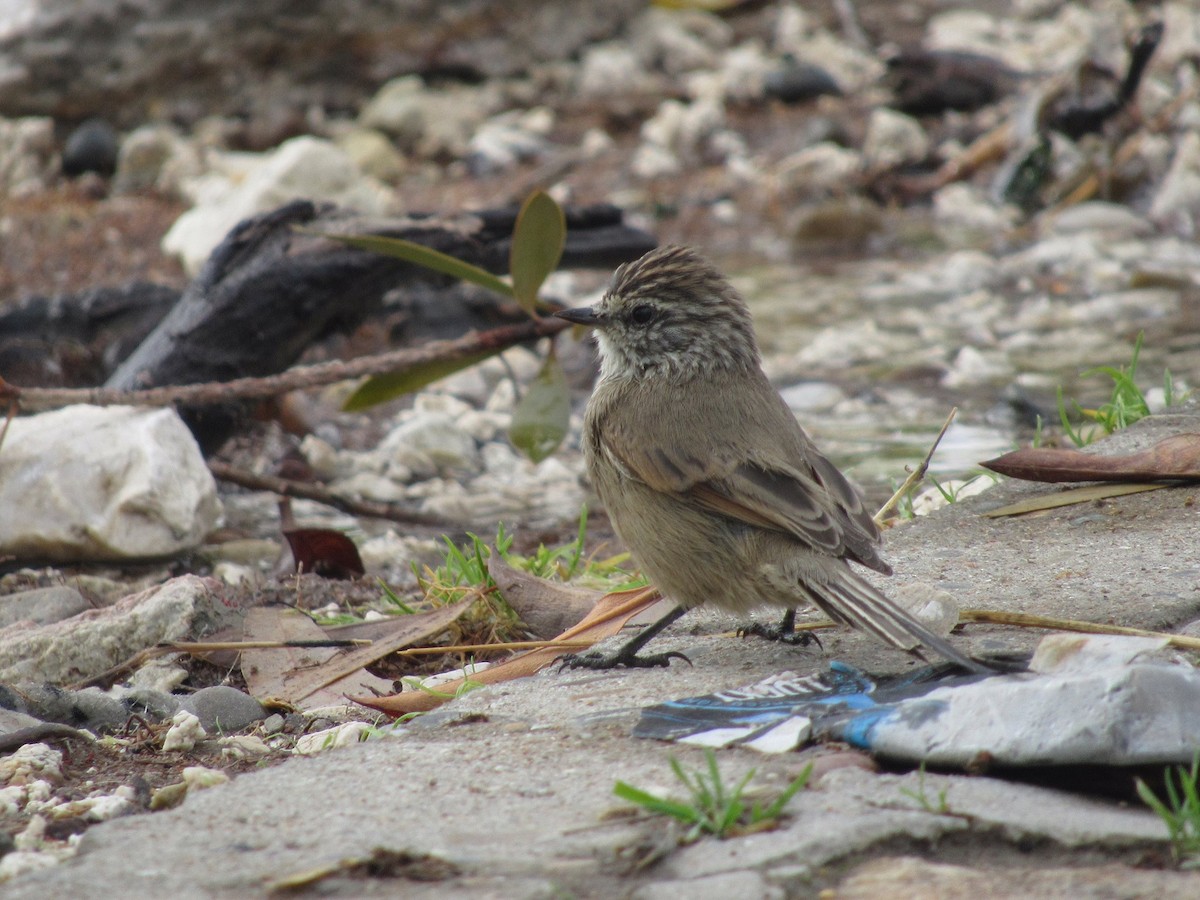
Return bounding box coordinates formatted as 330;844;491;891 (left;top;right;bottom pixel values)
241;601;471;708
981;433;1200;483
283;528;365;579
352;586;663;717
487;554;601;639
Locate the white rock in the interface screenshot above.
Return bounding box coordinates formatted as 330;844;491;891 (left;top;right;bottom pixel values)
467;107;554;174
0;848;63;881
380;412;480;474
219;735;271;760
359;76;498;159
295;721;374;754
0;405;220;562
634;97;727;178
162;711;207;752
774;143;862;198
911;476;998;516
862;108;930;169
182;766;230;790
0;117;56;195
940;345;1014;389
299;434;339;480
334;127;406;183
163;136;393;274
576;43;658;99
1149;130;1200;234
328;471;409;502
113;123;203;196
1045;202;1153;238
633;8;732;75
0;744;63;787
0;575;223;683
0;785;26;817
778;30;883;93
46;793;134;822
357;75;428;140
933;183;1019;236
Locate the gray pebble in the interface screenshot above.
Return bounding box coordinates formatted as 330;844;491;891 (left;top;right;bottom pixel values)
179;686;266;734
0;586;90;629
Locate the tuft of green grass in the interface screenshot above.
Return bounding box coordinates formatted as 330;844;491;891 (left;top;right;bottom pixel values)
1136;753;1200;868
899;763;950;814
613;750;813;842
1056;333;1189;447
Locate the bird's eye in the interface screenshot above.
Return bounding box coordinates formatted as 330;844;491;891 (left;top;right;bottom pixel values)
630;305;655;325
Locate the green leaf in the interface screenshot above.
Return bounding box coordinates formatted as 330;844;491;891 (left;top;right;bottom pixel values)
343;349;496;411
508;351;570;462
613;781;704;824
510;190;566;315
318;232;515;299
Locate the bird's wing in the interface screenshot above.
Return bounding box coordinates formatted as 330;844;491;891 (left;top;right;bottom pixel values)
598;380;888;572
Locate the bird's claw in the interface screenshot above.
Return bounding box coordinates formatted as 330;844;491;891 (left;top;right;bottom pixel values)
556;650;692;671
738;622;822;649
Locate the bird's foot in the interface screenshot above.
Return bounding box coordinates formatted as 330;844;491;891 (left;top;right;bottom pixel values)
738;622;822;649
557;649;692;671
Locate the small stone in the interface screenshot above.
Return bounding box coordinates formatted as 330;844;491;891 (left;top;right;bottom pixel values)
335;127;406;183
61;118;119;177
180;686;266;734
181;766;229;790
0;117;57;195
379;413;480;475
295;721;374;754
0;586;89;629
113;123;201;195
68;689;127;733
764;61;842;104
775;143;862;199
862;108;930;169
119;687;182;721
162;711;206;752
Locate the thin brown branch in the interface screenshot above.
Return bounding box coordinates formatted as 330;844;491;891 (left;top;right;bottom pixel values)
875;407;958;524
4;317;571;413
208;461;450;526
959;608;1200;651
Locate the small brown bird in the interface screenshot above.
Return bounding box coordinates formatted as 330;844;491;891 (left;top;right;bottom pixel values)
556;245;983;672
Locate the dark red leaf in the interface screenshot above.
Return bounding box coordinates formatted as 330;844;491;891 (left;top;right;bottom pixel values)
283;528;365;579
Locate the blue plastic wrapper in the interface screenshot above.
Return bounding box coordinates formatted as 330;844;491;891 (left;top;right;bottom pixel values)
634;635;1200;766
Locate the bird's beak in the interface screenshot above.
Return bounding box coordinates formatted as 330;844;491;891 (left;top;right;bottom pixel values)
555;306;603;326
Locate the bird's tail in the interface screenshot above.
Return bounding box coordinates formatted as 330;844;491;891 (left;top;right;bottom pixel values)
813;571;990;674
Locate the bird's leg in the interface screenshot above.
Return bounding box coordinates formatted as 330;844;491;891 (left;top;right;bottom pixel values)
558;605;692;670
739;608;821;647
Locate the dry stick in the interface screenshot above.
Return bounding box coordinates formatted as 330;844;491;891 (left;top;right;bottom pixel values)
209;461;447;526
4;316;572;412
395;638;595;656
68;637;372;691
874;407;958;525
959;609;1200;652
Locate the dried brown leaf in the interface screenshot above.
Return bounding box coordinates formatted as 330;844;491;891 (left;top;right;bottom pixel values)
981;433;1200;483
352;586;662;717
241;601;472;708
487;554;601;639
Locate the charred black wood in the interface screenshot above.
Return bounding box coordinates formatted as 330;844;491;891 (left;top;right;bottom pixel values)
103;200;655;453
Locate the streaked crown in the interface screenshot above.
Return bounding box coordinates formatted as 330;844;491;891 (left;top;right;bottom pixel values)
591;245;760;380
